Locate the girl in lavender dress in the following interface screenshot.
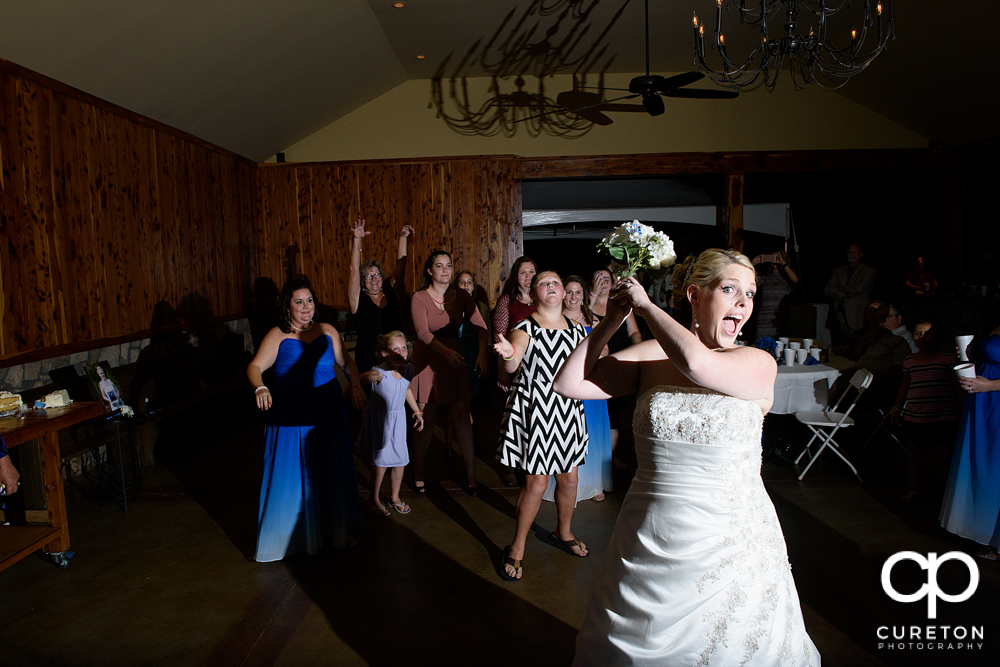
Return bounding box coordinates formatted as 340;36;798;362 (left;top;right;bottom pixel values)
358;331;424;516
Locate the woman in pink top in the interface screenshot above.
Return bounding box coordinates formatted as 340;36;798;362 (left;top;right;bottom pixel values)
411;250;489;495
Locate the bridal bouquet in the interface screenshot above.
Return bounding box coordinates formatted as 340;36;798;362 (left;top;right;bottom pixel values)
597;220;676;281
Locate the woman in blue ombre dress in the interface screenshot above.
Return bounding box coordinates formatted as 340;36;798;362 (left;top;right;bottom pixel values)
247;278;367;561
940;324;1000;559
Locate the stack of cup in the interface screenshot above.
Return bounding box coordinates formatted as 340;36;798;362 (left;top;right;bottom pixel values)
955;335;974;362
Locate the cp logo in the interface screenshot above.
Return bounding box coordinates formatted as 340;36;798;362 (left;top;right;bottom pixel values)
881;551;979;619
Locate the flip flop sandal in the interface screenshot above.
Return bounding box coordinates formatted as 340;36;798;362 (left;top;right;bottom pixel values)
547;531;588;558
500;546;522;582
365;504;390;517
391;502;411;515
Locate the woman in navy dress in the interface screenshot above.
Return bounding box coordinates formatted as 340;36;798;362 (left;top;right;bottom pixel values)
940;322;1000;559
247;278;367;560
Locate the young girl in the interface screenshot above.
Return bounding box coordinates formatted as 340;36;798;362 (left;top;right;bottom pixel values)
891;319;962;503
357;331;424;515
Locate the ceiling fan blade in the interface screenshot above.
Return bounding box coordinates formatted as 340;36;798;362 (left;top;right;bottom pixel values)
514;93;638;124
577;85;631;92
664;88;740;99
598;104;648;113
568;108;616;126
556;90;611;109
653;71;705;93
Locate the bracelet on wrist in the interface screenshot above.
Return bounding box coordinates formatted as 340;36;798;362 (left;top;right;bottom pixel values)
412;411;424;417
255;386;269;394
502;344;516;361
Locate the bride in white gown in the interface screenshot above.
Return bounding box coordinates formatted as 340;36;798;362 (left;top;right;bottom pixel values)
554;249;819;666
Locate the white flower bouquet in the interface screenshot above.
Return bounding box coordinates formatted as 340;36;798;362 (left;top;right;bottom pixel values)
597;220;676;281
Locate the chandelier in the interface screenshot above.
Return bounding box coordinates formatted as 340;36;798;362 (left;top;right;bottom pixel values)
691;0;895;91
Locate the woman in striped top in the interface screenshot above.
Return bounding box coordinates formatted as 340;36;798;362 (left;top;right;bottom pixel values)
892;319;963;503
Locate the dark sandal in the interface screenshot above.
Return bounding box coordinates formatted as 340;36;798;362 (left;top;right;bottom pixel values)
547;531;588;558
500;546;522;581
414;482;426;494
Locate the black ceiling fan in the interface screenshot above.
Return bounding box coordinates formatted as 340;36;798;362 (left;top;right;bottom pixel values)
557;0;739;121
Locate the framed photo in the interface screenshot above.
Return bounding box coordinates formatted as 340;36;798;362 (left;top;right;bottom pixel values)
86;362;124;414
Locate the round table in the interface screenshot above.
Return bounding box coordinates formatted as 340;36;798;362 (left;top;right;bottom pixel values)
771;364;842;415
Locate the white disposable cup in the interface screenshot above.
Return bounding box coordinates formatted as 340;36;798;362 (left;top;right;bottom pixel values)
810;348;821;361
955;362;976;379
803;338;814;349
784;349;795;366
955;335;975;362
796;348;808;364
789;342;801;350
776;341;785;352
779;337;790;345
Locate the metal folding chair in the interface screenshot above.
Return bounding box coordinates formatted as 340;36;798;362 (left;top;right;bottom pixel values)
793;369;874;481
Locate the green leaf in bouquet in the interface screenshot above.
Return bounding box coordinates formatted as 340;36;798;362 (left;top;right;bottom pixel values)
608;246;624;260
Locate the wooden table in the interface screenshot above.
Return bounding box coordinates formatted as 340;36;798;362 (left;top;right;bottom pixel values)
0;402;104;571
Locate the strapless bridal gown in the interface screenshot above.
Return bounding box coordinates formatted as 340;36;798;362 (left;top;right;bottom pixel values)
574;387;819;666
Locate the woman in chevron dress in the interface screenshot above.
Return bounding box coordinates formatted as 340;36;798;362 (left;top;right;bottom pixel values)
494;270;589;581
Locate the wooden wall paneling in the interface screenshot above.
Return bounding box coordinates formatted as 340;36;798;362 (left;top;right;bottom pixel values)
156;133;181;315
0;73;13;355
62;97;98;344
452;160;476;279
254;166;274;287
15;77;50;350
46;91;71;346
327;165;354;303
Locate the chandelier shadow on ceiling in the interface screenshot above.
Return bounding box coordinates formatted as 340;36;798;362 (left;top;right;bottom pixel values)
430;0;631;138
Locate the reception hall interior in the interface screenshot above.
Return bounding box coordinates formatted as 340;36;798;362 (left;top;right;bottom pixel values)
1;2;999;665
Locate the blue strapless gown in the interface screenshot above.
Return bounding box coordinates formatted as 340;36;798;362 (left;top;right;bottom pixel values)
255;335;363;561
940;334;1000;547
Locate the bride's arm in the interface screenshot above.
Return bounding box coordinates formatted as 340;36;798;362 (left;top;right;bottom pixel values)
554;298;649;400
619;278;776;402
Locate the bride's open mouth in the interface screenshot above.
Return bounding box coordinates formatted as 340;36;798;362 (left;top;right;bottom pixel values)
721;315;742;336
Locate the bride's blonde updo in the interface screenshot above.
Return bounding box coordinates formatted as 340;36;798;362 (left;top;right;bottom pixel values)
672;248;755;298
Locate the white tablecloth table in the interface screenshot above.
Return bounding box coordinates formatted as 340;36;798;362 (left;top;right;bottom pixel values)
771;364;842;415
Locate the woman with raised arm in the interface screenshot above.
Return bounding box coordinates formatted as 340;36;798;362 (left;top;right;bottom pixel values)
348;219;413;373
590;266;642;468
556;250;819;666
410;250;489;495
248;278;367;560
495;271;590;581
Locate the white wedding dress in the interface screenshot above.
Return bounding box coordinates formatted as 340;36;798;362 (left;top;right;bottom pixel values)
574;386;819;666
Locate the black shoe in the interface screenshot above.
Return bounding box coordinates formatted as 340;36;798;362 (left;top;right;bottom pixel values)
463;484;480;497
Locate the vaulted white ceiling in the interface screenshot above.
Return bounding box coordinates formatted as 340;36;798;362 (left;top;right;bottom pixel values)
1;1;995;161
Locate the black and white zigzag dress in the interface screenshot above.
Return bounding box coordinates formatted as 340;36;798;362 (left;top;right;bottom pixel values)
499;316;588;474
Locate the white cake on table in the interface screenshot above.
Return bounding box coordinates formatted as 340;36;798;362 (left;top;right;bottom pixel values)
42;389;72;407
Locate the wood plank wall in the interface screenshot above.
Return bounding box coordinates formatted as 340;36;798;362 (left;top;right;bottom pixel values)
0;62;258;361
255;158;522;309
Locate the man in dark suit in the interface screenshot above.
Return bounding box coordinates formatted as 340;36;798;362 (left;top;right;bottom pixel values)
825;243;877;342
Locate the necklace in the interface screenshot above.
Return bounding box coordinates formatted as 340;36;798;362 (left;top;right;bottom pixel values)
290;320;314;333
429;286;452;305
564;309;584;324
516;292;532;305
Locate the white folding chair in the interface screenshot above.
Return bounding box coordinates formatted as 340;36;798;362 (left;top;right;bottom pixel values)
793;369;874;481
